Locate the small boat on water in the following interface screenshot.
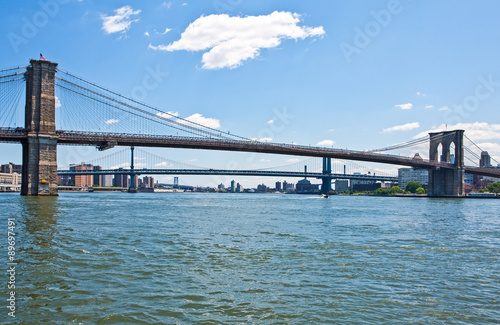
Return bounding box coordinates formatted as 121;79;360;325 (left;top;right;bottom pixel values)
321;193;329;198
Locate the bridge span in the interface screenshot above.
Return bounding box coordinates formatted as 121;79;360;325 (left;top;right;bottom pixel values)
58;168;398;182
1;59;499;197
3;127;500;179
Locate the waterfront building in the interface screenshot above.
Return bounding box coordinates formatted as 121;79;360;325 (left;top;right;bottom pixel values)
351;174;380;192
0;172;20;192
0;172;21;185
398;167;429;189
480;151;491;167
335;180;349;193
93;166;102;187
465;173;474;185
283;181;295;192
141;176;154;188
103;175;113;187
380;181;395;189
1;164;13;174
275;181;282;191
353;182;381;192
231;180;236;193
70;163;93;187
473;152;499;188
113;169;129;188
296;178;319;194
1;163;22;174
256;184;268;192
58;174;72;186
236;183;243;193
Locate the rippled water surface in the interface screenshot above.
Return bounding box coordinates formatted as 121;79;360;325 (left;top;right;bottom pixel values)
1;193;500;324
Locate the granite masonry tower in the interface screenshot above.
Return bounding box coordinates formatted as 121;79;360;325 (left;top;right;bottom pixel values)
21;59;59;196
428;130;465;197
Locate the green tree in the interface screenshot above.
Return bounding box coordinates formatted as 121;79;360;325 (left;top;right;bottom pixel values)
389;186;402;194
415;187;426;194
405;181;421;193
485;182;500;193
374;188;389;195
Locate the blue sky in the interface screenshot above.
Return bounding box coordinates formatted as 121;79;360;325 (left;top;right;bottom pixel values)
1;0;500;187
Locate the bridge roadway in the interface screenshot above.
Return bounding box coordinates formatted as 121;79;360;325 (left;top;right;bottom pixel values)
57;168;398;181
2;127;500;178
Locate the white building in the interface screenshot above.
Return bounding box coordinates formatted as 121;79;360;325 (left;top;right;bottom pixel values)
102;175;114;187
0;172;21;185
398;168;428;189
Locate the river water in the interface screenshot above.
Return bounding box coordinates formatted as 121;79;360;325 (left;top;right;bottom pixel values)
1;193;499;324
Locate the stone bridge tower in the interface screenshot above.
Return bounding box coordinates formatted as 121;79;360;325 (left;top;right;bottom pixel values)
428;130;465;197
21;60;59;196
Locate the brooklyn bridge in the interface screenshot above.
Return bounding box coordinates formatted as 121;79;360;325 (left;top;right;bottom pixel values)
1;60;499;196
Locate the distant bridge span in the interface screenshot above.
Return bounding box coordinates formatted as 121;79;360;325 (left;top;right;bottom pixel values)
57;168;398;182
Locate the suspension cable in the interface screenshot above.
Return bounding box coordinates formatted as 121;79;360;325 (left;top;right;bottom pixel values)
465;134;500;165
55;68;253;142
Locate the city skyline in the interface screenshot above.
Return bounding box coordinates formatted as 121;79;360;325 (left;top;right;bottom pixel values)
4;147;497;192
2;1;500;187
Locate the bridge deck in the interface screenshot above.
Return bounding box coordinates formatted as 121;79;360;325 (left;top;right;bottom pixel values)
57;168;398;181
55;130;451;168
2;128;500;178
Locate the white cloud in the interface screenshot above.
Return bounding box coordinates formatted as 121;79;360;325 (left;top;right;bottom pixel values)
156;111;220;128
382;122;420;133
162;1;172;8
286;158;300;163
101;6;141;35
439;106;449;111
152;27;171;35
144;31;150;37
105;119;120;124
156;111;179;119
328;128;335;132
260;159;271;162
55;96;61;108
425;105;433;109
413;122;500;141
149;11;325;69
477;142;500;152
316;139;336;147
180;113;221;129
416;92;426;96
258;137;272;142
182;2;187;6
110;162;129;169
266;119;274;124
135;163;147;168
412;123;500;164
155;162;171;167
395;103;413;110
477;143;500;163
